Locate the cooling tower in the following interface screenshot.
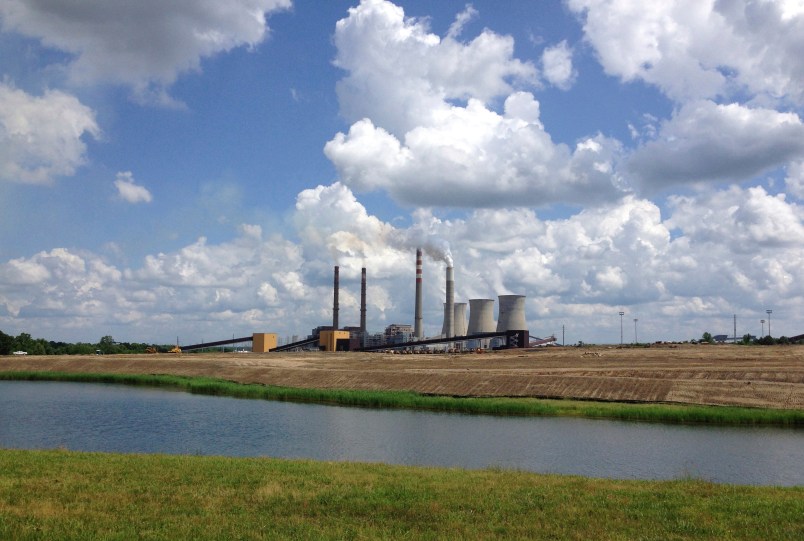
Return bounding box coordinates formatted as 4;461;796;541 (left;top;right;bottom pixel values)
360;267;367;333
441;266;455;338
467;299;496;334
414;249;423;338
496;295;526;332
453;302;467;337
332;265;339;330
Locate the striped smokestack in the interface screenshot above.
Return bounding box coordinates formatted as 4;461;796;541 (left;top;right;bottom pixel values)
443;265;454;338
360;267;367;332
332;265;339;330
414;248;423;338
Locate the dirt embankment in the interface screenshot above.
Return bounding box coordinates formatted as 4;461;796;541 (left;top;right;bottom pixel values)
2;345;803;410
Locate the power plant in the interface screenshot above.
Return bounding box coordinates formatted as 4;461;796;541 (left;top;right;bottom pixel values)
180;248;537;353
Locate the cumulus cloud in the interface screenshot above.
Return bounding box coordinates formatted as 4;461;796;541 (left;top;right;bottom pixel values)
326;92;629;207
568;0;804;105
333;0;536;136
114;171;152;204
325;1;631;208
627;101;804;191
0;83;99;183
0;0;291;104
541;40;576;90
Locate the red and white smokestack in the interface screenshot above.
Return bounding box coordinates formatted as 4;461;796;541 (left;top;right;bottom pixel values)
333;265;339;330
360;267;367;333
414;249;423;338
444;265;454;338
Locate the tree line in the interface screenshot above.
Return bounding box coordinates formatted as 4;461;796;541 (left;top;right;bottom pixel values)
0;330;173;356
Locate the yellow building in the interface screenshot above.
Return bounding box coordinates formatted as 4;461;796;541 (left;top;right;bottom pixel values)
318;330;351;352
251;333;278;353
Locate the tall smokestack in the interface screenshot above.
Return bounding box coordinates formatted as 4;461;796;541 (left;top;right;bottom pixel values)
360;267;367;332
414;249;423;338
442;266;454;338
333;265;339;330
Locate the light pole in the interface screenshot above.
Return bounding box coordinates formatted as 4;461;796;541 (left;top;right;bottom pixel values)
633;318;638;344
766;310;772;337
761;319;765;337
619;311;624;345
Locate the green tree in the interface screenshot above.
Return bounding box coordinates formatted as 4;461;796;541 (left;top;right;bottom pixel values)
98;335;117;354
0;330;13;355
13;332;35;353
701;332;714;344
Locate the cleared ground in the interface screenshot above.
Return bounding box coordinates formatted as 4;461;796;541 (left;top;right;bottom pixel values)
2;344;803;409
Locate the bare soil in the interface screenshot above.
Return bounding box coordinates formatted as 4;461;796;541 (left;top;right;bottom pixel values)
2;344;803;409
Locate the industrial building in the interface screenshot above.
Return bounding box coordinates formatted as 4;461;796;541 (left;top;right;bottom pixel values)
180;249;534;353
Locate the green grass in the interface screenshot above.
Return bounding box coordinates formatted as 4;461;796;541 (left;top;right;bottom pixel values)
0;449;801;540
1;370;803;426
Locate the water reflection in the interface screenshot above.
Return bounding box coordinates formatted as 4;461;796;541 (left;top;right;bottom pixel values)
1;381;801;486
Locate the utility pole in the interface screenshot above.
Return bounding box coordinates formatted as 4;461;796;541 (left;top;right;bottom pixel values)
766;309;772;337
619;311;624;345
633;318;638;344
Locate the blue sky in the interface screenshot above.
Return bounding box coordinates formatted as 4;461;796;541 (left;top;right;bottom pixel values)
1;0;803;345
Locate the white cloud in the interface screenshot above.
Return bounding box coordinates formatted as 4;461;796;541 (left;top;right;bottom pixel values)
326;93;629;207
0;83;99;183
333;0;536;136
0;0;292;103
541;40;576;90
568;0;804;105
326;1;630;208
628;101;804;191
114;171;152;204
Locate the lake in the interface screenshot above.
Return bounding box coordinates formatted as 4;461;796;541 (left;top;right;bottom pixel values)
1;381;801;485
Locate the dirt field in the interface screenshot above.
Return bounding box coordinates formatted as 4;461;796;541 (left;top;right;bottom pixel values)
2;344;803;410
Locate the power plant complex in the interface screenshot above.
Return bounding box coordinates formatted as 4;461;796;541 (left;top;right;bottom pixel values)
181;249;537;353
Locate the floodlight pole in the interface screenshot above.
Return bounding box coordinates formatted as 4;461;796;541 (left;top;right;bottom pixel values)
633;318;638;344
766;310;772;337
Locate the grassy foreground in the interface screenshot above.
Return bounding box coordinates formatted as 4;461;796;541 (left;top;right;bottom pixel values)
2;370;803;426
1;449;802;541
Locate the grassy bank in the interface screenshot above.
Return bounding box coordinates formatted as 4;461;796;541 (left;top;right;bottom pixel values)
1;370;803;426
1;449;802;540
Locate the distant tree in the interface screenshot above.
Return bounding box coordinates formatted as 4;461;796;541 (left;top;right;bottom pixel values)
701;332;714;344
757;335;775;346
741;334;752;345
98;335;118;354
0;330;13;355
778;336;790;345
13;333;35;353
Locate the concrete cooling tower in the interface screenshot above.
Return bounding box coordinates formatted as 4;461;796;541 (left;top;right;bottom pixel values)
467;299;495;334
496;295;527;331
453;302;467;337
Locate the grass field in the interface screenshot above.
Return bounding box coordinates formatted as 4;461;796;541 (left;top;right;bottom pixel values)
1;449;802;540
2;370;803;426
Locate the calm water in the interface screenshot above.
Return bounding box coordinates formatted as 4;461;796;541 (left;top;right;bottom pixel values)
1;381;801;486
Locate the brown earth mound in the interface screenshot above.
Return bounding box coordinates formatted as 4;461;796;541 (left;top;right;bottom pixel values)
2;344;802;409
